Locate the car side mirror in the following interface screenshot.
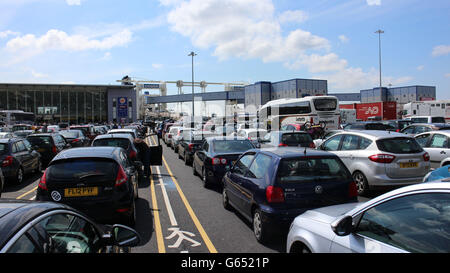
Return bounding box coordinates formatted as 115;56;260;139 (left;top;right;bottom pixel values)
111;224;141;247
331;216;354;236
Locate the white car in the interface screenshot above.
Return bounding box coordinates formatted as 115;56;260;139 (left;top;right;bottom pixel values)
165;126;182;147
415;131;450;169
287;182;450;253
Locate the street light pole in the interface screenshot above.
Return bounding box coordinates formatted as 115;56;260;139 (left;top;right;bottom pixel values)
188;51;197;128
375;29;384;92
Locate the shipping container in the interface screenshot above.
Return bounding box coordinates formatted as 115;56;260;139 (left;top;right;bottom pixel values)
355;102;397;121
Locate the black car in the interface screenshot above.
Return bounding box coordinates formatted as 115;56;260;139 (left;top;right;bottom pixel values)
59;130;90;147
0;138;41;184
382;119;414;132
178;131;217;165
222;148;358;243
26;133;71;167
260;131;315;148
401;123;450;135
192;136;255;188
36;147;139;226
343;122;391;131
0;199;141;253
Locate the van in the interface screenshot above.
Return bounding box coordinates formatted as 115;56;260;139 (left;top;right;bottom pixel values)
408;116;446;124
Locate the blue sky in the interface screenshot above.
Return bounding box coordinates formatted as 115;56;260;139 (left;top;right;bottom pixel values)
0;0;449;100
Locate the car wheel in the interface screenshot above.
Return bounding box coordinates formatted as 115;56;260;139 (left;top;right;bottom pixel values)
184;152;190;165
253;209;269;244
126;201;137;227
192;161;198;176
202;168;209;188
222;187;232;210
16;167;24;184
353;171;369;196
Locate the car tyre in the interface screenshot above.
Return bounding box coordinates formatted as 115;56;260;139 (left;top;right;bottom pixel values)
192;161;198;176
15;167;24;184
253;208;269;244
202;168;209;188
126;201;137;227
184;152;190;166
353;171;369;196
222;187;232;211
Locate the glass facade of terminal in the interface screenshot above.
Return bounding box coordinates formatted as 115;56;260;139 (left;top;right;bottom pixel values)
0;85;108;124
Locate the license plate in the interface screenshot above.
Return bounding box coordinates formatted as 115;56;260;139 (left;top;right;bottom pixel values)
64;187;98;197
399;162;419;168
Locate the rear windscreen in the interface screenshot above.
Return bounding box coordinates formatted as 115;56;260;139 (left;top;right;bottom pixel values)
411;118;428;123
377;138;423;154
27;136;52;146
59;131;80;139
278;157;351;183
93;138;130;150
48;159;118;181
281;133;313;146
365;124;387;130
213;140;254;153
432;117;446;123
0;143;7;155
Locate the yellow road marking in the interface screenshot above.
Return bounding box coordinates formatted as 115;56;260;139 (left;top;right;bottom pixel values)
16;186;37;200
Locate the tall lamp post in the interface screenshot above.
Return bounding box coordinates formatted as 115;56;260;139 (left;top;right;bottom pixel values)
375;29;384;92
188;51;197;128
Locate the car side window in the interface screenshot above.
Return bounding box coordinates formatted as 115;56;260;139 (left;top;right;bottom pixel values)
7;233;41;253
402;126;415;134
429;134;448;149
11;142;18;153
355;193;450;253
341;135;360;151
34;213;101;253
247;154;272;180
233;153;255;176
201;141;209;152
322;135;343;151
415;126;430;134
23;139;32;150
16;141;27;152
359;137;372;150
415;134;431;147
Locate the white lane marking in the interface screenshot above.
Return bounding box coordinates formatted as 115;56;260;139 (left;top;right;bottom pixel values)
155;165;178;227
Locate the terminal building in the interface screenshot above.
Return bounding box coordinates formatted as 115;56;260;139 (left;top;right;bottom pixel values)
0;83;136;124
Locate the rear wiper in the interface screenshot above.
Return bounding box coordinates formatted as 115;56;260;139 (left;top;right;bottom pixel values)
78;173;106;180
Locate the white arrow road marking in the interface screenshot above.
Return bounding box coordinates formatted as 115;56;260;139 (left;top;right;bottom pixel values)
166;227;201;248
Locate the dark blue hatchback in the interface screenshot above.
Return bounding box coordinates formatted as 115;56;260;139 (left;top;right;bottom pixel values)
222;147;358;243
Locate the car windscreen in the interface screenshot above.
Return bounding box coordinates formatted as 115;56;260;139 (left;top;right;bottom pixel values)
277;157;352;183
213;140;254;153
313;98;337;111
432;117;446;123
376;137;423;154
27;136;52;146
92;138;130;150
281;133;313;146
59;131;80;139
0;143;7;155
365;123;387;130
47;159;118;181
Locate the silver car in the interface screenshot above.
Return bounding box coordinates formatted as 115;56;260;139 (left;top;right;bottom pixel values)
415;131;450;169
318;130;430;195
165;126;182;148
287;182;450;253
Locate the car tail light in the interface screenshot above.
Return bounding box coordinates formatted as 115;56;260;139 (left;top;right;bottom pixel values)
39;169;48;190
52;146;58;154
115;165;128;187
278;143;288;147
423;152;430;162
348;181;358;198
129;150;137;160
266;186;285;203
2;156;13;167
368;154;396;164
309;142;316;148
212;158;221;165
71;138;80;143
188;144;195;151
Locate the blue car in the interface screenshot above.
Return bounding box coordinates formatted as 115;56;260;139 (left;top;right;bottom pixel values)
423;165;450;182
222;147;359;244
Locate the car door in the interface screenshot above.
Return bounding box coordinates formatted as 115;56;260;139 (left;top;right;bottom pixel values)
339;134;361;169
427;133;450;169
194;140;209;174
321;134;344;156
15;140;33;172
331;192;450;253
226;152;256;213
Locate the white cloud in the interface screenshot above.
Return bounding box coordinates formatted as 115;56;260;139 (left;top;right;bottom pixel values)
66;0;82;6
279;10;308;24
0;30;20;39
432;45;450;57
31;69;49;78
366;0;381;6
338;35;349;43
417;65;424;71
152;63;163;69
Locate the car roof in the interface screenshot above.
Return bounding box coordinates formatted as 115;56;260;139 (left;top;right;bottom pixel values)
0;137;23;143
28;133;58;137
94;133;134;141
0;199;72;249
108;129;135;132
207;136;249;141
416;131;450;137
270;130;308;134
258;147;336;158
409;123;450;127
51;146;123;162
334;130;409;140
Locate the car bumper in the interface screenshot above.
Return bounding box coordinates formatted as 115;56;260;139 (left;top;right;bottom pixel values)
259;207;310;233
368;173;425;187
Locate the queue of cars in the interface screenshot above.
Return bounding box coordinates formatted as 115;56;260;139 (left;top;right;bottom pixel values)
0;122;150;253
158;117;450;252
